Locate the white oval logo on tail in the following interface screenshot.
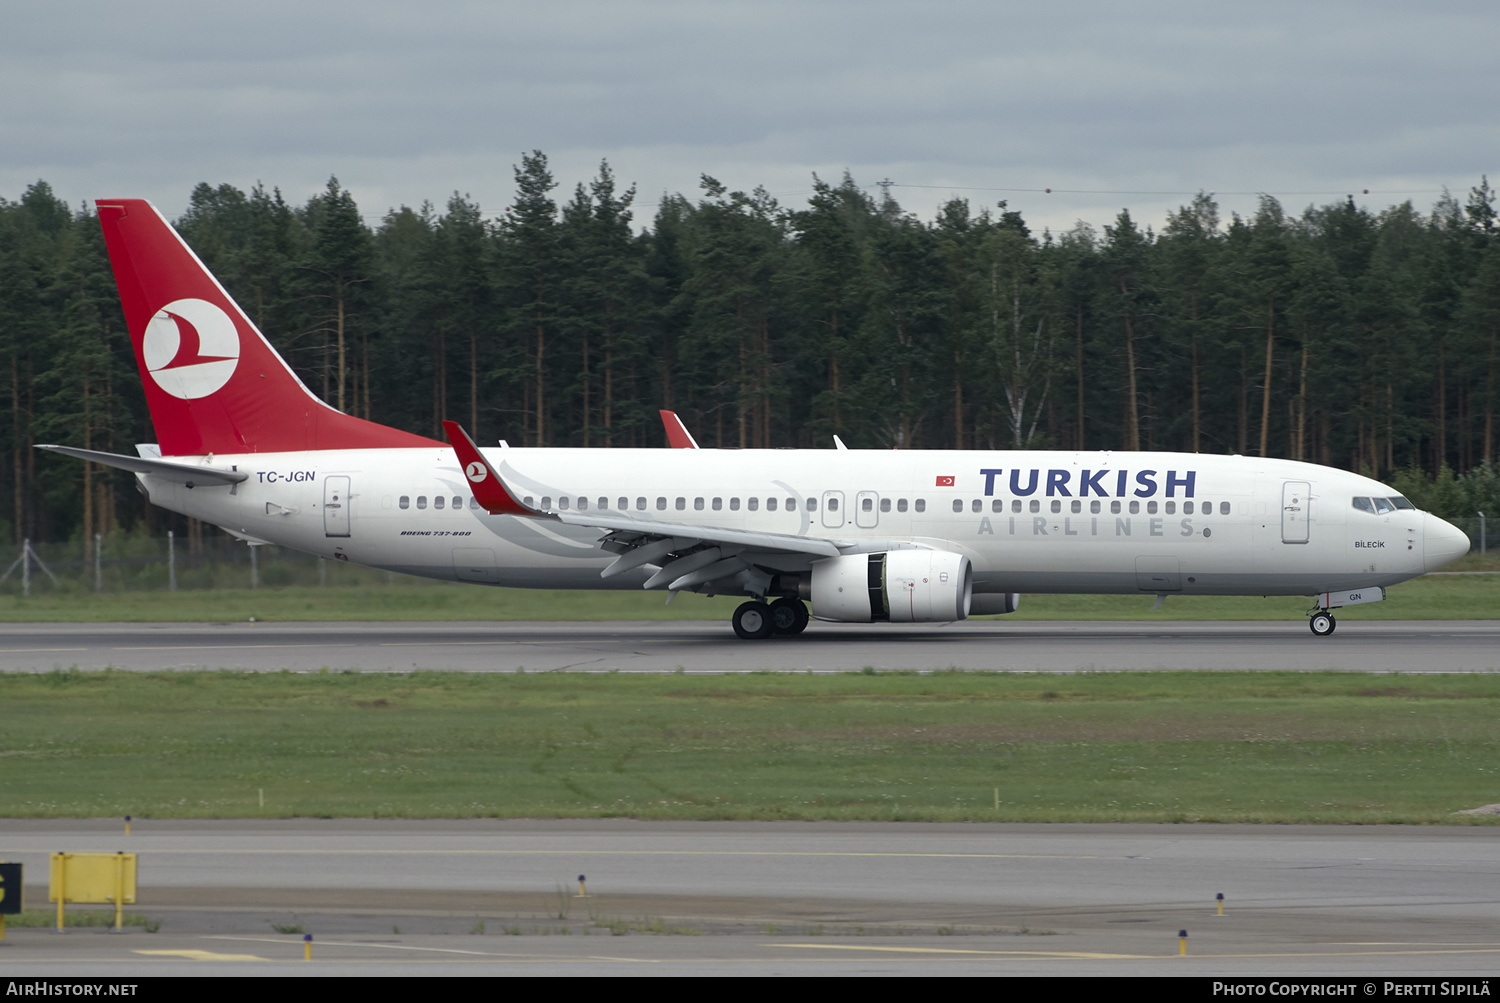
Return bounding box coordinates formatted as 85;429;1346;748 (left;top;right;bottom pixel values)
142;298;240;399
465;462;488;483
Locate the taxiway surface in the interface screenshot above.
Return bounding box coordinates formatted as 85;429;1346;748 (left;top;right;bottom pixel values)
1;820;1497;976
0;620;1496;673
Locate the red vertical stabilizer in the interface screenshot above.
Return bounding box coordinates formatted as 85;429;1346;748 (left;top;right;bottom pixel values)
95;199;442;456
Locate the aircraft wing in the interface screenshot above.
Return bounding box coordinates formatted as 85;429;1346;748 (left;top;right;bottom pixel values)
443;420;843;594
35;444;248;486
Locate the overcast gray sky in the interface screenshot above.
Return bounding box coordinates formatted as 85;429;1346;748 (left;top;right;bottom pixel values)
5;0;1496;233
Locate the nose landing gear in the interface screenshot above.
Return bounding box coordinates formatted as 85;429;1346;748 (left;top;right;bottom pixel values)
1308;609;1336;637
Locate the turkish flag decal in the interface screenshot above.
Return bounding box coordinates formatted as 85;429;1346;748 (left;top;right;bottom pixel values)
935;475;955;487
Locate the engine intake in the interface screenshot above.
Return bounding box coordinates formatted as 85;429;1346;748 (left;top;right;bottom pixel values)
810;550;972;623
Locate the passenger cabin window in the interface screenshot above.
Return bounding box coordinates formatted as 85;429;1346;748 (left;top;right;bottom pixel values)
617;497;628;510
1029;500;1040;513
730;498;740;511
1129;500;1140;514
416;496;428;510
824;498;835;511
1147;501;1158;514
952;499;963;513
1012;499;1022;513
656;497;667;510
541;496;552;509
712;497;722;511
1050;500;1062;514
787;498;797;511
991;499;1002;513
748;498;759;511
1164;501;1175;515
1111;501;1121;514
470;498;479;510
972;499;982;513
636;497;646;510
1071;500;1082;514
675;497;686;510
914;499;926;513
454;497;463;510
1090;500;1101;514
767;498;778;512
577;497;587;510
694;497;704;511
1221;502;1231;515
897;499;908;513
881;498;891;513
399;496;410;510
1185;501;1195;514
807;499;817;512
434;496;445;510
523;496;535;508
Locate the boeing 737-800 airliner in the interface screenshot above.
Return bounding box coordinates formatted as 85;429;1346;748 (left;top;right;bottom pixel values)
41;199;1472;639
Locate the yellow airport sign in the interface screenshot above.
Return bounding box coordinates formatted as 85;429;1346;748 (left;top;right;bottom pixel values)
49;852;137;931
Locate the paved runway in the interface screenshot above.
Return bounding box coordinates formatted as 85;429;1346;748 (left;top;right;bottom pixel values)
1;820;1497;976
0;619;1497;673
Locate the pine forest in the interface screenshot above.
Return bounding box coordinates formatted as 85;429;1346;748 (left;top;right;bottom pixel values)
3;155;1499;549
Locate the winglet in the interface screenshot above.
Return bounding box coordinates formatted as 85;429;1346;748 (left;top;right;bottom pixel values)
441;420;538;516
659;410;699;449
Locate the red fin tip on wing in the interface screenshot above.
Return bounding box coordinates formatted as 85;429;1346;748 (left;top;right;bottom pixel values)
659;409;699;449
441;421;537;516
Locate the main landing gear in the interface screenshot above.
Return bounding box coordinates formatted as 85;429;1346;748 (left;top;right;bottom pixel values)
732;598;809;640
1308;609;1337;637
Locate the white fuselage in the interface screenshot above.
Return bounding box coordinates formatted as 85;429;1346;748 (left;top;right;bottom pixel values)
138;446;1465;600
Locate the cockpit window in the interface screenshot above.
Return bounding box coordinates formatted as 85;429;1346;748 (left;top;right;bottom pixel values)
1352;497;1375;513
1389;496;1415;510
1372;497;1394;515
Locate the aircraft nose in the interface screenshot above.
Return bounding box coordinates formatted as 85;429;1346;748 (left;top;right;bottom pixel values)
1423;513;1471;572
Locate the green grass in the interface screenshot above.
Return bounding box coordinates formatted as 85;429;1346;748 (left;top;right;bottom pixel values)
2;669;1498;824
0;571;1495;622
4;908;155;930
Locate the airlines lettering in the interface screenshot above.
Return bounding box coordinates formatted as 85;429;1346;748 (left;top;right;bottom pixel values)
1355;540;1386;548
256;470;316;483
980;517;1207;539
978;468;1196;498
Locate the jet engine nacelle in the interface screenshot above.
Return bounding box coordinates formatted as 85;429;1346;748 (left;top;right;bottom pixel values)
810;550;972;623
969;592;1021;616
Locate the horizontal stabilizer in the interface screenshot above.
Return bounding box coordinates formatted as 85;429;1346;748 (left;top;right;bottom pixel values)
36;444;247;486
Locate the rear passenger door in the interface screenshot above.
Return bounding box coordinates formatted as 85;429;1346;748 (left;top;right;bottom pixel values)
324;476;351;538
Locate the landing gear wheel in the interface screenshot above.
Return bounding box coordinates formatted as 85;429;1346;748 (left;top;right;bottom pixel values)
732;601;774;640
769;597;810;636
1309;611;1336;637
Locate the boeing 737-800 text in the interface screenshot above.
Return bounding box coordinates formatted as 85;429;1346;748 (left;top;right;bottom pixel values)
41;199;1472;639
